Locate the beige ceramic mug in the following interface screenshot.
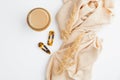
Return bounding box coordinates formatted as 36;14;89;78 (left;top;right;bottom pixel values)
27;8;51;31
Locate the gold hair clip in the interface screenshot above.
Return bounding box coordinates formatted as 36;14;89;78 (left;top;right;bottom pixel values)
38;42;51;54
47;30;55;46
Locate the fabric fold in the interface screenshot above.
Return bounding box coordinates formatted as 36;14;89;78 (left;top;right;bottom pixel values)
46;0;113;80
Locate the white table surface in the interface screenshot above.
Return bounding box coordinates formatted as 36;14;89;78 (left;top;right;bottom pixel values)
0;0;120;80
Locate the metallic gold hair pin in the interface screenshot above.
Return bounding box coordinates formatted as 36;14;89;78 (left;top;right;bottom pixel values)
47;30;55;46
38;42;51;54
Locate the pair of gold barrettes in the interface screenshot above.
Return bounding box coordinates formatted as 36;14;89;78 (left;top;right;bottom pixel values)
38;31;54;54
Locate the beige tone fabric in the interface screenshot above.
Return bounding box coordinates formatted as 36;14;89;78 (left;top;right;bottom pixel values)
47;0;113;80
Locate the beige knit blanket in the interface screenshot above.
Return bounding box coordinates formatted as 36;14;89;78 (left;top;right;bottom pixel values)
47;0;114;80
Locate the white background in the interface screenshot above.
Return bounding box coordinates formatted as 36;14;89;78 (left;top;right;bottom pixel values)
0;0;120;80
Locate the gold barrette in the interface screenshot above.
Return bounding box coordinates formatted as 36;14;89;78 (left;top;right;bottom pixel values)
38;42;51;54
47;30;55;46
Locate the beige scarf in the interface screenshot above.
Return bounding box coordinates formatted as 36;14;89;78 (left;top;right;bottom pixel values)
47;0;114;80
